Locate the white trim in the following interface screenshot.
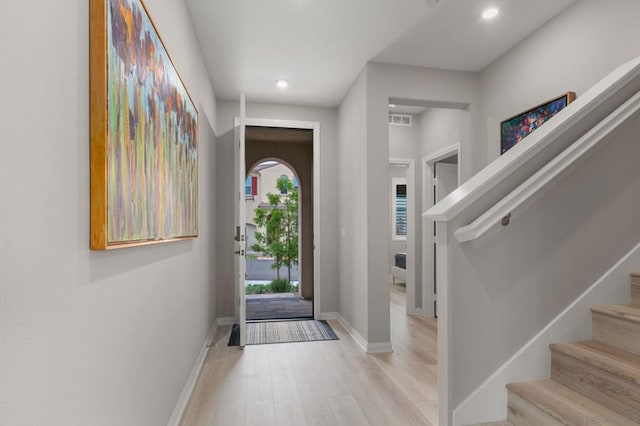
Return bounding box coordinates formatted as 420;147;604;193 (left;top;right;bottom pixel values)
422;143;460;164
454;89;640;243
317;311;338;321
436;221;451;426
421;144;460;318
236;117;323;321
167;322;217;426
453;240;640;425
367;342;394;353
336;313;368;353
216;316;236;326
424;57;640;222
335;313;393;354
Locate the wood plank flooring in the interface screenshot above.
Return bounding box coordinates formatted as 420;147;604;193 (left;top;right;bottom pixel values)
180;285;438;425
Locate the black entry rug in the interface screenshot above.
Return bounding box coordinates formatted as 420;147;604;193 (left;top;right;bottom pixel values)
228;320;339;346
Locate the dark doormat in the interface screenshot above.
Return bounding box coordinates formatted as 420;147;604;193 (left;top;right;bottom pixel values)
228;320;339;346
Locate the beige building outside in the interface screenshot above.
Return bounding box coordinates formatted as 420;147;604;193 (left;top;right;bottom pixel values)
245;161;298;227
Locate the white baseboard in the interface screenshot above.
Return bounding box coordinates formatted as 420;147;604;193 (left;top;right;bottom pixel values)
317;311;338;320
407;306;426;316
216;316;236;326
453;241;640;425
335;313;393;354
335;313;368;352
167;321;217;426
367;341;394;353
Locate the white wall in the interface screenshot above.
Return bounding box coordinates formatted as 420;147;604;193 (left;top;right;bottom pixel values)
358;62;479;344
337;68;371;339
480;0;640;163
389;115;420;158
419;108;464;157
215;100;339;317
369;62;480;181
0;0;218;424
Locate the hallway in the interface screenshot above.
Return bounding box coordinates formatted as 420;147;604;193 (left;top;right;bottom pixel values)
180;285;438;425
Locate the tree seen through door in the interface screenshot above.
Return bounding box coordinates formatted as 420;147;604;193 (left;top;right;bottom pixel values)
245;161;299;295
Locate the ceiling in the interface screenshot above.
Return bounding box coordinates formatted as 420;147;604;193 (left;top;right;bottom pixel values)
186;0;577;107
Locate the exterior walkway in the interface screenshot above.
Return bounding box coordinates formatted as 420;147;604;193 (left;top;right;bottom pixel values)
246;293;313;320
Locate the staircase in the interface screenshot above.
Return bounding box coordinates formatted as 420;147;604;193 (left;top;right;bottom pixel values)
505;272;640;425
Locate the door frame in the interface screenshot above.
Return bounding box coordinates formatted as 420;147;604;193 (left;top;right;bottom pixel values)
421;143;460;317
389;158;417;315
234;117;322;320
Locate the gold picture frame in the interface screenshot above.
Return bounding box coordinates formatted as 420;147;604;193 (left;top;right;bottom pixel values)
90;0;198;249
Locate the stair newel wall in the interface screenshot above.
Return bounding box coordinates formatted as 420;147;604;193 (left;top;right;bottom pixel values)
437;220;450;426
432;77;640;426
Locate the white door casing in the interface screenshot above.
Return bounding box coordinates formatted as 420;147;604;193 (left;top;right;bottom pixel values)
422;144;460;317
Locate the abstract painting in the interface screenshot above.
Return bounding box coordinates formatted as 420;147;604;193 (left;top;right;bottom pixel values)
501;92;575;155
90;0;198;249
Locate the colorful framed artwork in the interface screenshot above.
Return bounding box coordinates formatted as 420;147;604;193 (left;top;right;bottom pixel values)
90;0;198;249
500;92;575;155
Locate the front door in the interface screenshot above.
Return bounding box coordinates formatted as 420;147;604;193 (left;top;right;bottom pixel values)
234;94;247;346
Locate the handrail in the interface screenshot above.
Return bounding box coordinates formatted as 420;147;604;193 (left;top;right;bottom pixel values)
454;90;640;242
423;57;640;222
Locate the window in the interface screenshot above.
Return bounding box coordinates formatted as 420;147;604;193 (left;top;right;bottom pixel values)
245;175;257;197
392;178;407;240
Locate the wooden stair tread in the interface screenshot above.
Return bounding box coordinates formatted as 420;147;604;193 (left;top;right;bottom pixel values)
507;379;634;425
591;304;640;322
551;340;640;384
630;271;640;278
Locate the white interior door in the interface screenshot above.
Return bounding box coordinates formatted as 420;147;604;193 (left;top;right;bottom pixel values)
234;94;247;346
435;162;458;202
433;161;458;317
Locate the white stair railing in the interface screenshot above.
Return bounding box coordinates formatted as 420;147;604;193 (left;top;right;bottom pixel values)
455;89;640;242
424;57;640;223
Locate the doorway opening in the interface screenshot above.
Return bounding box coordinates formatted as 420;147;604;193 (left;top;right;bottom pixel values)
423;144;460;318
243;124;315;321
244;160;311;320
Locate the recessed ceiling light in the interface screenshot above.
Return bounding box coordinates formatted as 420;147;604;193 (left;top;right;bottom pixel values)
389;104;397;108
482;7;499;20
276;79;289;89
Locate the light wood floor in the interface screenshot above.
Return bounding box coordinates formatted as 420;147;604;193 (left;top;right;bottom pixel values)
180;285;438;425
